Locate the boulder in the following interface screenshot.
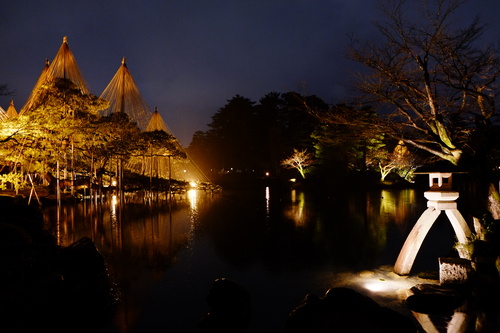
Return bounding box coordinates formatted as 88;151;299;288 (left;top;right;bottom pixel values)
199;278;251;333
406;284;466;314
284;287;417;333
0;196;118;333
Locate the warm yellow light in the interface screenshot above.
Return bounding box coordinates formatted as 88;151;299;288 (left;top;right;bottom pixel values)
361;276;415;294
110;194;118;218
265;186;270;215
187;189;197;209
112;179;117;186
265;172;270;177
364;279;389;292
330;267;417;296
290;178;296;182
111;194;118;206
190;181;197;188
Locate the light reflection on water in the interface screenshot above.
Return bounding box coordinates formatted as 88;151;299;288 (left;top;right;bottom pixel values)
286;189;306;227
265;186;270;216
41;187;466;332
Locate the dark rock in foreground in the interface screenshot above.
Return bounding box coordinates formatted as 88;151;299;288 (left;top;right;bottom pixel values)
0;196;119;333
284;287;417;333
199;278;252;333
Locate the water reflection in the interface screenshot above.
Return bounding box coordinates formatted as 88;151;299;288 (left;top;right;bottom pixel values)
285;189;306;227
187;189;198;210
378;189;419;226
265;186;270;216
40;187;480;332
43;194;202;271
187;189;199;251
42;191;219;332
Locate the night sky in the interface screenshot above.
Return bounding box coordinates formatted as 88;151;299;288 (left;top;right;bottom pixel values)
1;1;499;146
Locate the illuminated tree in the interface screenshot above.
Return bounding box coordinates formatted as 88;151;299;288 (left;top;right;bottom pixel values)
303;0;500;213
86;112;140;179
346;0;500;167
281;148;315;179
1;78;108;180
310;104;387;178
188;92;326;183
126;129;188;181
367;140;419;182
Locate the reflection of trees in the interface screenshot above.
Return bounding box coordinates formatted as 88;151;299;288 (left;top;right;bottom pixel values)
284;190;307;227
42;199;193;273
377;189;420;226
41;189;430;290
200;190;422;271
201;189;427;272
41;195;209;331
43;189;423;275
201;193;268;267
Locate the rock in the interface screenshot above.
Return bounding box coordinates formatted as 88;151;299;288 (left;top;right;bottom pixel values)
439;257;473;286
199;278;251;333
284;287;417;333
406;284;466;314
0;197;118;333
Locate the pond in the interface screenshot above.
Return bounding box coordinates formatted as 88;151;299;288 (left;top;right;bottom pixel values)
41;186;471;332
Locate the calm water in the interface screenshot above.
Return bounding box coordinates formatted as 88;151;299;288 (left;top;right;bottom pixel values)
42;187;461;332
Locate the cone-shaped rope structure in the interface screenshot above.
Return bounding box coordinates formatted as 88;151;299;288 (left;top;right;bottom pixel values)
5;100;18;118
99;57;153;130
20;37;89;115
45;36;89;94
143;108;211;184
0;106;6;121
129;108;210;184
146;107;174;133
19;59;51;115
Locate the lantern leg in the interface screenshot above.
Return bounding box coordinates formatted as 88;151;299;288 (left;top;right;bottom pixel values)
394;207;441;275
445;209;472;258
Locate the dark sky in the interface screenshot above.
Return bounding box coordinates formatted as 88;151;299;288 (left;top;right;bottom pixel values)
1;0;499;146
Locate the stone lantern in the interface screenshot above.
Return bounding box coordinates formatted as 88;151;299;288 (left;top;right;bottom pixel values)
394;172;472;275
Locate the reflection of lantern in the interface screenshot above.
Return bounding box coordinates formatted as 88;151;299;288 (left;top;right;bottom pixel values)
394;172;471;275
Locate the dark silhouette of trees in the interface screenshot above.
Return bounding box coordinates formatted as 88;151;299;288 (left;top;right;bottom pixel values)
256;92;327;177
188;130;214;175
208;95;257;172
189;0;499;198
187;92;327;183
